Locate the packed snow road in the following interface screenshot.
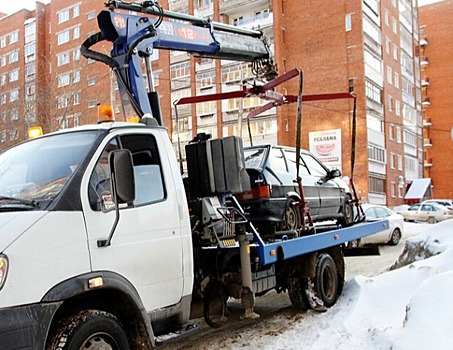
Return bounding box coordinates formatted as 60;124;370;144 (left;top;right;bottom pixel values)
161;222;430;350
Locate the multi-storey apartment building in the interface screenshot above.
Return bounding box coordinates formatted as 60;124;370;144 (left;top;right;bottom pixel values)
0;0;425;206
419;0;453;199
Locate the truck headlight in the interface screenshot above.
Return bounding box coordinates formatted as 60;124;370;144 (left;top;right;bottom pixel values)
0;255;8;290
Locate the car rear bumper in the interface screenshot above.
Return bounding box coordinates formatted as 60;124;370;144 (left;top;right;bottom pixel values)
0;302;60;350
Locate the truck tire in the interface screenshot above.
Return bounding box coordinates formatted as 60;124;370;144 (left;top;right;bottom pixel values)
305;254;339;312
204;282;227;328
283;198;301;231
287;276;309;311
47;310;130;350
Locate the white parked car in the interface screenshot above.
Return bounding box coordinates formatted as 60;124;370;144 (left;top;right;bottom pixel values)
399;203;453;224
347;204;404;247
422;199;453;210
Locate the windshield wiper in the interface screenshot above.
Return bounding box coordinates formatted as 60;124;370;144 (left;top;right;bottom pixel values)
0;196;37;208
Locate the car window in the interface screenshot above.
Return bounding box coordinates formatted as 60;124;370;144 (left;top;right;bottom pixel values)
383;207;393;216
268;148;286;173
409;204;421;211
374;207;388;218
421;204;432;212
283;150;309;176
301;153;327;178
365;208;377;219
244;147;267;169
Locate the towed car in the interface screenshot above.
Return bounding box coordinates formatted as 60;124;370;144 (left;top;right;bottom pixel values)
239;145;354;235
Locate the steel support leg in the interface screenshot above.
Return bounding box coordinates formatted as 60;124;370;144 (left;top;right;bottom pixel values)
238;231;259;319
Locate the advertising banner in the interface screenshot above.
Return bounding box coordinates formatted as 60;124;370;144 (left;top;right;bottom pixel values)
309;129;342;171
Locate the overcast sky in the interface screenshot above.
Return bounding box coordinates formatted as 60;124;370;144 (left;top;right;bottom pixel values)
0;0;446;15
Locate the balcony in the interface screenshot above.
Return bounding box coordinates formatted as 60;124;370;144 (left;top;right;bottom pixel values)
421;77;430;87
424;158;433;167
423;118;432;127
423;138;432;148
421;57;429;67
420;37;429;47
422;98;431;107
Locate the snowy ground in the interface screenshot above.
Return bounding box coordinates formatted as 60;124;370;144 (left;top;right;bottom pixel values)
166;220;453;350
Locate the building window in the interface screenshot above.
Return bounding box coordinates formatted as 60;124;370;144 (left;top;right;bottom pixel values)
74;93;80;105
8;31;18;44
391;182;397;198
73;70;81;83
57;95;70;109
385;38;391;55
87;11;96;20
384;10;390;26
58;73;70;87
88;99;97;108
9;50;19;64
58;30;70;45
73;26;80;40
10;128;19;141
1;94;6;104
73;5;80;18
365;80;382;104
58;9;70;24
58;51;70;66
394;72;399;88
1;74;6;85
368;145;386;163
397;154;403;171
233;16;244;26
396;126;402;143
345;14;352;32
369;176;385;193
88;77;96;86
390;153;396;169
10;108;19;121
389;124;395;140
387;66;393;84
10;89;19;102
170;61;191;79
388;95;394;112
392;17;397;34
395;100;401;116
25;23;36;43
25;63;36;79
25;43;36;62
9;69;19;82
0;55;5;67
73;48;81;61
392;44;398;61
0;36;5;48
196;101;216;116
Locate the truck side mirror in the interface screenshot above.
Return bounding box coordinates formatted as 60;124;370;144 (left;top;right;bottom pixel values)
109;149;135;204
98;149;135;248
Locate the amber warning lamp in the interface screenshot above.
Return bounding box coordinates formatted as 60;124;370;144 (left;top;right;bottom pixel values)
28;126;43;139
98;105;114;122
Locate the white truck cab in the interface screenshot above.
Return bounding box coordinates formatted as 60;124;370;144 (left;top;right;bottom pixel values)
0;122;193;349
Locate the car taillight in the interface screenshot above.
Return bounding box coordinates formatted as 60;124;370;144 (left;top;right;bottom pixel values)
237;185;271;201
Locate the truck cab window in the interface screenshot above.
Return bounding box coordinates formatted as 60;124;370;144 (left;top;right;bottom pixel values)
89;139;119;211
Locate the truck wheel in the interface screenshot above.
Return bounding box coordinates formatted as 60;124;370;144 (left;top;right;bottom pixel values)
204;282;227;328
305;254;339;312
287;276;309;311
47;310;130;350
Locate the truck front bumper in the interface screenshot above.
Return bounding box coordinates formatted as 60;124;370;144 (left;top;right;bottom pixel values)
0;301;60;350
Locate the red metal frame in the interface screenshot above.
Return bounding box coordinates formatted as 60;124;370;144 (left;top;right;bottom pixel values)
174;68;363;230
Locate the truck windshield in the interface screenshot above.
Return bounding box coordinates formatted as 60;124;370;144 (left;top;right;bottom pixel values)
0;131;97;207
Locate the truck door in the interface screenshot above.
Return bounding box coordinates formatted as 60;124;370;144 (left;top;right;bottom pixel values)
82;131;184;311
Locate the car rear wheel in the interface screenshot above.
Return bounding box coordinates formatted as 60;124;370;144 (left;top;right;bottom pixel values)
428;217;437;224
340;195;354;227
388;228;401;246
283;198;301;231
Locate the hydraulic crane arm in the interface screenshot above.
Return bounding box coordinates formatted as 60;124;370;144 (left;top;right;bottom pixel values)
81;0;275;123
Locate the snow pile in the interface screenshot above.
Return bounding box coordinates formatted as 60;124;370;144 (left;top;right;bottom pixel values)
245;220;453;350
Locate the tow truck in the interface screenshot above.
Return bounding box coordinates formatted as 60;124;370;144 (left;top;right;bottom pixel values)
0;1;388;349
